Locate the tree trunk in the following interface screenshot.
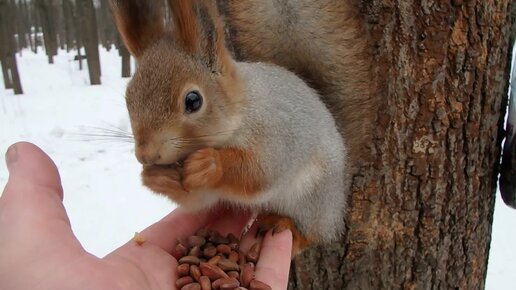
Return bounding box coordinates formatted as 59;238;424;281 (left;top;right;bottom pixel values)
62;0;74;52
14;0;27;51
0;0;12;89
36;0;58;64
118;35;131;78
32;2;39;54
5;54;23;95
21;0;32;51
279;1;514;289
77;0;101;85
0;0;22;94
98;0;116;51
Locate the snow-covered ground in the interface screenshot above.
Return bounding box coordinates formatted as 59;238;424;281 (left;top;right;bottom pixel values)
0;48;514;289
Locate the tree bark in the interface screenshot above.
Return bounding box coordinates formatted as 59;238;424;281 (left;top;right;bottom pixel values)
280;1;513;289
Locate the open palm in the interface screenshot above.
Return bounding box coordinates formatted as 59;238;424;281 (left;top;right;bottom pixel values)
0;142;292;290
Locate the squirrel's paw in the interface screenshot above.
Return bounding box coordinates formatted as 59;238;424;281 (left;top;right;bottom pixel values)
182;148;223;192
256;214;313;257
141;165;186;200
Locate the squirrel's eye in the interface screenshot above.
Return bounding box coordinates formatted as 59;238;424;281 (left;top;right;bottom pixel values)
185;91;203;114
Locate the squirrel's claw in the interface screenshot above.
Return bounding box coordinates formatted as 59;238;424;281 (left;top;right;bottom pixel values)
255;214;314;257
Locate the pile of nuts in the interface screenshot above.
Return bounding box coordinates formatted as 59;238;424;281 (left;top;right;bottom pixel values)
172;228;272;290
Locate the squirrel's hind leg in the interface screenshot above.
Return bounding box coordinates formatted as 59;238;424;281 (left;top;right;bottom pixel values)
256;213;313;257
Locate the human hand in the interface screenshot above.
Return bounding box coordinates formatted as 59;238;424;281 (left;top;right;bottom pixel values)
0;142;292;290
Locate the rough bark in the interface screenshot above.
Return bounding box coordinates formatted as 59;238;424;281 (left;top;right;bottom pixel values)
284;1;513;289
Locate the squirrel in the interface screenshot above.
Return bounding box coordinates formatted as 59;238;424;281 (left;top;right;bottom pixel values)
109;0;373;255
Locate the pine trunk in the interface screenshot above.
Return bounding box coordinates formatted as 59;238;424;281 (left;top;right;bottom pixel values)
284;1;513;289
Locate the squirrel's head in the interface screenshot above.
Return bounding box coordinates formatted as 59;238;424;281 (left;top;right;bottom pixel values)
110;0;243;166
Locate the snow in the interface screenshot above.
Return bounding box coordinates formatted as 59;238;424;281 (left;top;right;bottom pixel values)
0;47;514;288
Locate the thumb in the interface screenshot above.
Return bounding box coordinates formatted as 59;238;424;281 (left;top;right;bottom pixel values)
0;143;87;288
1;142;76;243
4;141;63;200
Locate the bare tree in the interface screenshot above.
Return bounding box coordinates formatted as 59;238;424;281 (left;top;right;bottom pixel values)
0;0;23;94
76;0;101;85
117;35;130;78
36;0;59;64
62;0;74;52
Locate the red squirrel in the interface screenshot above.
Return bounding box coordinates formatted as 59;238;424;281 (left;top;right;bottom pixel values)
110;0;374;255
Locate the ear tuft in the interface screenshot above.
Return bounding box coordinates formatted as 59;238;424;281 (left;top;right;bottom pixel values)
110;0;165;58
169;0;199;53
169;0;232;73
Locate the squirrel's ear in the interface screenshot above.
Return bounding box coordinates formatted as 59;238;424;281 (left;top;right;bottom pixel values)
169;0;232;73
109;0;165;58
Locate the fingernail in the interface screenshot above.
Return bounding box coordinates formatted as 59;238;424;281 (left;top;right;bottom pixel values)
5;144;18;171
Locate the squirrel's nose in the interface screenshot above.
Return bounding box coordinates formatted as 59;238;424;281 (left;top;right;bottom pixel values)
135;143;161;165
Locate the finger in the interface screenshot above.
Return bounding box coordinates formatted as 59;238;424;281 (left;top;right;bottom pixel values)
255;230;292;290
1;142;70;226
3;142;63;199
0;142;83;259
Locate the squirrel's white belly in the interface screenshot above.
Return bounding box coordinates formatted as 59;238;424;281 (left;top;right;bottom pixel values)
220;157;324;213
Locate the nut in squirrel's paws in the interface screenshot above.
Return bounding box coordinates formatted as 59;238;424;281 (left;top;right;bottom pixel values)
141;165;186;199
256;214;313;256
182;148;223;192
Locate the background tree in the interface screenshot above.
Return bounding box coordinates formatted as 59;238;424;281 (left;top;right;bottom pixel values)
36;0;59;64
282;1;514;289
0;0;23;94
117;35;131;78
76;0;101;85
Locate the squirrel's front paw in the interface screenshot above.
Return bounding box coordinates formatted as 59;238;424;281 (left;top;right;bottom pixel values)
141;165;186;201
256;214;313;257
182;148;223;192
